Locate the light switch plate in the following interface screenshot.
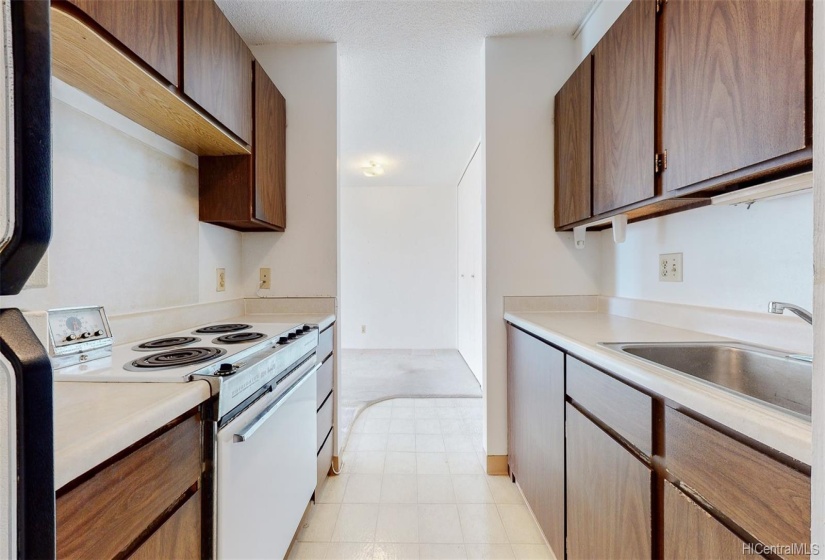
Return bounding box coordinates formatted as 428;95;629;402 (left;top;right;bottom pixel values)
659;253;683;282
259;268;271;290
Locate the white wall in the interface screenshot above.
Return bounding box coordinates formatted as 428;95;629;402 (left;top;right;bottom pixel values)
484;35;602;457
242;44;338;298
601;192;814;313
340;186;457;349
0;81;243;316
457;144;483;383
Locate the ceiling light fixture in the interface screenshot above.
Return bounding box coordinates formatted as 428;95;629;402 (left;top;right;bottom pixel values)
361;161;385;177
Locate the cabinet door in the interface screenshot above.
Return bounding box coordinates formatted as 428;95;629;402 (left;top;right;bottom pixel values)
566;404;652;560
66;0;178;85
592;0;656;215
183;0;253;144
129;491;201;560
254;61;287;229
663;482;746;560
506;326;564;557
662;0;807;193
554;55;592;228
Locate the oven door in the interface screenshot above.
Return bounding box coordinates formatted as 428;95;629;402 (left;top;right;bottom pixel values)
216;357;319;560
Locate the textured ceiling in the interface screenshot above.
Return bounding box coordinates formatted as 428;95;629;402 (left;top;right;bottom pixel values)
218;0;597;187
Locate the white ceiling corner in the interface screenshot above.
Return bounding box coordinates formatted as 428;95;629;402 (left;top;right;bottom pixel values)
217;0;597;188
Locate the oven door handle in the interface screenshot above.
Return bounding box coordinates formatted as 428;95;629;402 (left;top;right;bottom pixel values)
233;361;321;443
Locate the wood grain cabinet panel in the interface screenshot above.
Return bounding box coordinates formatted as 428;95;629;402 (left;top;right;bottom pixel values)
665;407;810;556
199;61;287;231
592;0;656;215
64;0;179;86
183;0;253;143
663;481;747;560
129;490;201;560
506;326;565;558
566;356;652;456
57;415;201;559
662;0;808;193
566;404;652;560
554;55;592;228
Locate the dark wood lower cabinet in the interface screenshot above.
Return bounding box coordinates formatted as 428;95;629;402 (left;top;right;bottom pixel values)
566;404;652;560
56;412;203;559
663;481;746;559
506;325;565;558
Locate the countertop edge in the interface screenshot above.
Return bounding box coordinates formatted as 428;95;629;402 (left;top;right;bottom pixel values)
504;311;813;466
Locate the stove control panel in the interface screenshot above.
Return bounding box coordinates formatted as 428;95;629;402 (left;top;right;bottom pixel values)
48;306;113;368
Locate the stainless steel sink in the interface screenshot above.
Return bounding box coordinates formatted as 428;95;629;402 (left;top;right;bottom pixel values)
600;342;812;419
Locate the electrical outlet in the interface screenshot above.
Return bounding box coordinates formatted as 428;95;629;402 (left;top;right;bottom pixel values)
259;268;271;289
361;325;366;334
216;268;226;292
659;253;683;282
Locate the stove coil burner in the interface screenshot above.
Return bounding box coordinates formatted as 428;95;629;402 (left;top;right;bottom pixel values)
193;324;252;334
214;332;266;344
125;347;226;371
132;336;200;352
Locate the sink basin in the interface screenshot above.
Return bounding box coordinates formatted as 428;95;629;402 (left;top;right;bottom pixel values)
600;342;812;419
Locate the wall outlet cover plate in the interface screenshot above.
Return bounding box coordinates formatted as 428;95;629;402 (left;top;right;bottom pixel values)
659;253;683;282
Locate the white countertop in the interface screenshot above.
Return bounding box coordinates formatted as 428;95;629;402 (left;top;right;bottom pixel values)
239;312;335;332
504;311;812;465
54;380;211;489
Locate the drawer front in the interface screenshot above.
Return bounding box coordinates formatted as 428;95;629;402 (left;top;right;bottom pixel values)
318;325;333;362
317;427;333;485
130;490;201;560
665;407;810;554
58;414;201;559
317;392;333;453
566;357;652;456
316;356;333;410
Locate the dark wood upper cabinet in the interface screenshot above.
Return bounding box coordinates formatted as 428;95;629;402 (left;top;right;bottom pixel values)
566;404;652;560
64;0;179;86
199;61;287;232
506;326;565;558
554;55;592;228
182;0;253;144
661;0;809;193
592;0;656;216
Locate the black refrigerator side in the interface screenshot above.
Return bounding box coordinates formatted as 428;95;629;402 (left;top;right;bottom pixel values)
1;0;51;296
0;309;54;559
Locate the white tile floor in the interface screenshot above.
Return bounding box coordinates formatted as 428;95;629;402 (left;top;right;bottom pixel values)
290;398;553;560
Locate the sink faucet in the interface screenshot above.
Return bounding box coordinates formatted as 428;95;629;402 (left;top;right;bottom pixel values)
768;301;813;325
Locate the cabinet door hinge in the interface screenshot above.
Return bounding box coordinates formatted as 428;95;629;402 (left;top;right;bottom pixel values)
655;150;668;173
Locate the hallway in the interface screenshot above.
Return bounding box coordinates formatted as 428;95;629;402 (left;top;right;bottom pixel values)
291;398;552;560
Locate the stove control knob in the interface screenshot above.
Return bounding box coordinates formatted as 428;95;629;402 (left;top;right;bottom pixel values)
80;332;92;339
288;331;298;339
65;334;77;342
218;363;235;375
278;336;289;344
94;330;105;337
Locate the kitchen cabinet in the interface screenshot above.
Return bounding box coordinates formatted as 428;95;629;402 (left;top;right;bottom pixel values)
554;55;592;227
63;0;179;86
592;0;656;215
316;324;335;491
663;481;746;560
199;61;287;231
506;325;565;558
56;412;202;559
661;0;809;194
566;403;652;560
183;0;253;144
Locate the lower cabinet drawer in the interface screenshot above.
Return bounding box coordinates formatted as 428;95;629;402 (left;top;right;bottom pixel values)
318;325;333;362
317;392;333;452
316;356;333;410
57;415;201;559
317;427;333;485
665;407;810;554
129;490;201;560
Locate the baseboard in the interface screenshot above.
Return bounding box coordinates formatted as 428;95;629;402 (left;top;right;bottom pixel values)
486;455;509;476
